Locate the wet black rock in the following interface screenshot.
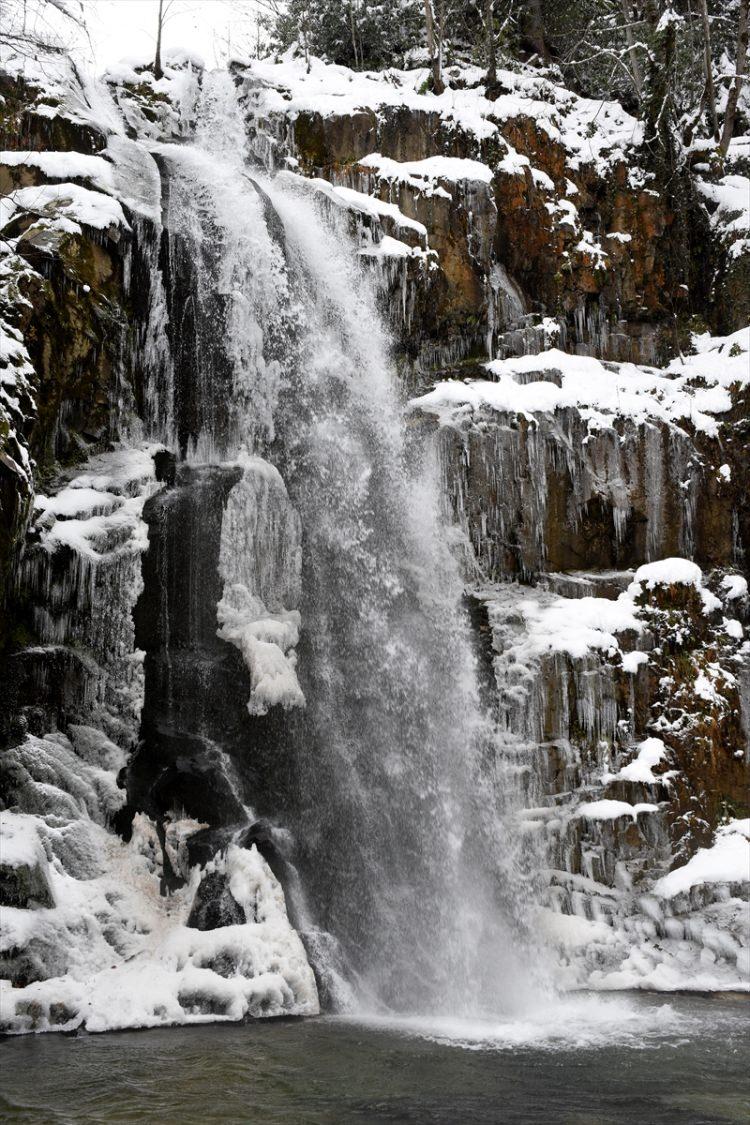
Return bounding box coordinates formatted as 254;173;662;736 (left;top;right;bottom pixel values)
187;870;247;930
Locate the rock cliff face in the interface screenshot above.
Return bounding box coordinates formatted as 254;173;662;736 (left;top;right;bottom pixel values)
0;46;748;1031
238;58;723;371
237;55;749;991
0;52;319;1034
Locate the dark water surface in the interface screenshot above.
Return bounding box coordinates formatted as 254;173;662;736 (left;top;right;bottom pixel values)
1;995;748;1124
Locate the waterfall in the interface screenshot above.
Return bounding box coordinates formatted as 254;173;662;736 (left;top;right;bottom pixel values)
144;71;540;1019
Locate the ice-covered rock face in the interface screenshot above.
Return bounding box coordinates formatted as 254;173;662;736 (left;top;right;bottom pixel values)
1;41;748;1034
235;55;704;373
0;443;319;1035
0;728;318;1034
14;448;160;746
0;58;321;1035
413;338;750;578
474;558;749;993
216;457;304;717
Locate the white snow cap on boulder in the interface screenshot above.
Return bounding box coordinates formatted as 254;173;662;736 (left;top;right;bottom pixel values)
630;558;703;590
626;558;726;616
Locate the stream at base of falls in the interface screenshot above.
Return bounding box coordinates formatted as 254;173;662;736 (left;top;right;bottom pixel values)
1;995;748;1124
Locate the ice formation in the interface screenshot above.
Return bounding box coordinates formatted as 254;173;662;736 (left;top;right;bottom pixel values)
216;458;305;716
1;38;748;1040
0;730;317;1034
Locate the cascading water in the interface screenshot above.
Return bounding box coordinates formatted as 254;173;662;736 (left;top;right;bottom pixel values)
143;70;543;1019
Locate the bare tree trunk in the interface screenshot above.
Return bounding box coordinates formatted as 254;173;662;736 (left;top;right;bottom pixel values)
154;0;164;80
523;0;550;63
698;0;719;140
423;0;444;93
719;0;749;156
619;0;644;98
349;1;360;68
485;0;497;86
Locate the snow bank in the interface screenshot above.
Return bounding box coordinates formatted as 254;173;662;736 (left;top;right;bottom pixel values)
722;574;748;601
604;738;669;785
36;447;159;562
360;234;433;262
631;558;702;589
510;588;642;663
0;731;318;1035
2;182;129;235
655;821;750;898
577;800;659;821
244;53;498;141
0;811;46;869
35;487;120;520
359;153;494;190
0;151;115;194
242;53;640;176
411;338;749;437
626;558;724;616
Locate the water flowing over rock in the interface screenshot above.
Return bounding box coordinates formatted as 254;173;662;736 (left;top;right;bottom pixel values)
0;47;748;1035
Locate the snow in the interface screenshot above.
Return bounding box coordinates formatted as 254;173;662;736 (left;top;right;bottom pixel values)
2;183;130;235
722;574;748;601
693;668;733;706
723;618;744;640
359;153;494;189
0;151;116;194
41;467;151;558
604;738;668;785
655;821;750;898
66;446;159;495
290;174;428;240
698;174;750;259
577;800;659;821
0;731;318;1035
621;651;649;673
0;811;46;869
665;326;750;386
630;558;702;590
512;592;642;662
411;341;747;438
0;41;123;139
240;52;641;177
360;234;432;261
626;558;726;617
243;53;498;141
104;49;203;142
35;487;120;520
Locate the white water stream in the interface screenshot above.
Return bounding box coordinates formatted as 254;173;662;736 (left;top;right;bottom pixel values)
155;71;543;1018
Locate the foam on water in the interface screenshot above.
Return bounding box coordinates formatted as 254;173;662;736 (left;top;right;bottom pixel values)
343;992;686;1051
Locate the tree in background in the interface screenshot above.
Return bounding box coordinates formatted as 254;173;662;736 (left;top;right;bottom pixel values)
423;0;444;90
270;0;424;70
539;0;748;149
153;0;198;78
0;0;85;56
719;0;749;155
228;0;749;157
